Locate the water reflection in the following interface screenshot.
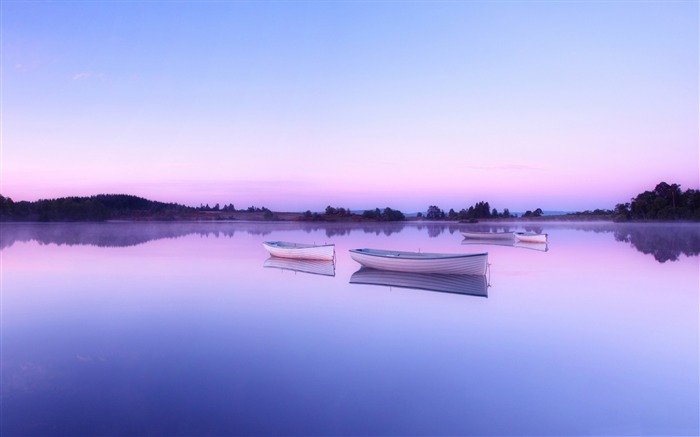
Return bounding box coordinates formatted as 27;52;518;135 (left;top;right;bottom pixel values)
457;222;699;262
613;224;700;263
263;257;336;277
351;223;406;237
1;222;698;263
2;221;698;435
425;224;445;238
350;267;488;297
0;222;248;249
461;238;549;252
456;224;544;235
0;222;409;249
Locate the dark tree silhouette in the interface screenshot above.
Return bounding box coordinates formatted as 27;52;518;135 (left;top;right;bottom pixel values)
622;182;700;221
426;205;444;219
0;194;194;222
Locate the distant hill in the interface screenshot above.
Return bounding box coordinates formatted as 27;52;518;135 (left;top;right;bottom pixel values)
0;194;195;222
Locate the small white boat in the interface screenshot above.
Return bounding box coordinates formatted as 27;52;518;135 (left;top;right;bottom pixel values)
461;238;515;248
263;241;335;261
349;248;488;275
460;230;514;240
513;232;548;244
263;257;335;277
350;268;488;297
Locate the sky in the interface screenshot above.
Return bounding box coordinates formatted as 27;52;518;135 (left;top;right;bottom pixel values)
2;1;698;213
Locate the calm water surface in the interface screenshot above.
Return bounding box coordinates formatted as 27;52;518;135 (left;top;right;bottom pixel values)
1;222;698;436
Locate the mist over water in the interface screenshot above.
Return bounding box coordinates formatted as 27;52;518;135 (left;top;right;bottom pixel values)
2;221;698;263
1;222;698;436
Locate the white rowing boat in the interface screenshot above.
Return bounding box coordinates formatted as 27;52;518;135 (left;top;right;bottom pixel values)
513;232;548;244
350;268;488;297
349;248;488;275
460;230;514;240
263;241;335;261
460;238;515;247
263;257;335;277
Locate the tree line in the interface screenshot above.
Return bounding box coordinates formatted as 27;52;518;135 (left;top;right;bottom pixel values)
0;194;284;222
614;182;700;221
2;181;697;222
195;204;274;214
422;202;518;220
0;194;195;222
301;206;406;221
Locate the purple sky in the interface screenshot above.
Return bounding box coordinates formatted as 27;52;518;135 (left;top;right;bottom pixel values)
2;2;698;212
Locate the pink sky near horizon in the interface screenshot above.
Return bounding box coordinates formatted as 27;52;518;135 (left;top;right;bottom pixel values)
2;163;692;213
2;1;698;213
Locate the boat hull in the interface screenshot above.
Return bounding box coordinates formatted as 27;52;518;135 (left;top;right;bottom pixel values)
514;233;548;244
349;248;488;275
263;241;335;261
460;231;514;240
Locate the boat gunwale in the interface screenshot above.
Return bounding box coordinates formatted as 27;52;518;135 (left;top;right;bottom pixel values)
349;248;488;260
460;231;513;235
263;241;335;249
460;231;515;240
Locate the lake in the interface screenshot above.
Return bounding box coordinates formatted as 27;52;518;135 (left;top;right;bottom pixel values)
1;221;698;436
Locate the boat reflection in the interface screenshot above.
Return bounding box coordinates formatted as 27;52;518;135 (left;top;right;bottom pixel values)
350;267;488;297
514;241;549;252
263;257;336;277
461;238;549;252
2;223;696;264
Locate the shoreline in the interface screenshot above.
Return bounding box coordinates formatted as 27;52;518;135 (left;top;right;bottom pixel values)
3;216;699;224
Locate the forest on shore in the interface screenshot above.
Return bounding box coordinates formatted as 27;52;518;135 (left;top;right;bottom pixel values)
0;194;409;223
0;181;697;222
612;182;700;221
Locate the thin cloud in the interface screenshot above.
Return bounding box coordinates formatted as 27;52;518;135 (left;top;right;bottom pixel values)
13;62;39;73
72;72;91;80
494;164;544;171
460;163;544;171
